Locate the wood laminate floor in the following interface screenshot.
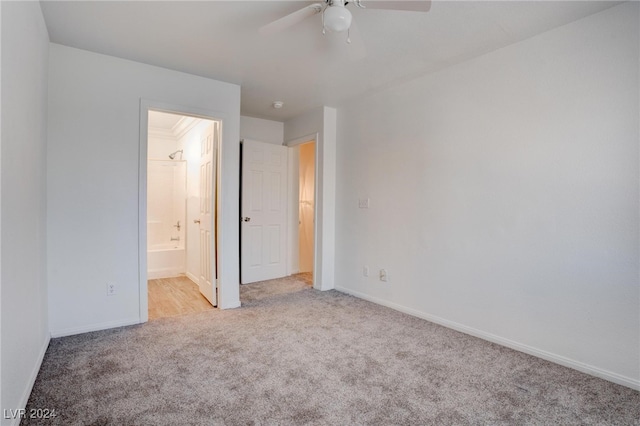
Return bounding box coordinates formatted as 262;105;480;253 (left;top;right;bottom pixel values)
148;276;214;320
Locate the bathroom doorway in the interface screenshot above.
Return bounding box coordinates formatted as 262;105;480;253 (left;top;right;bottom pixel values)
145;110;219;320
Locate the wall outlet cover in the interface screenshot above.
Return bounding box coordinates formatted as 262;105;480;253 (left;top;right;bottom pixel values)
107;282;117;296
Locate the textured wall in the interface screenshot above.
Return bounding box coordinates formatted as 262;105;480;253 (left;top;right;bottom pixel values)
47;44;241;335
335;3;639;387
1;1;50;421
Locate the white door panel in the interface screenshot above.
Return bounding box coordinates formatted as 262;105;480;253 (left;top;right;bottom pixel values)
199;123;217;305
241;140;287;284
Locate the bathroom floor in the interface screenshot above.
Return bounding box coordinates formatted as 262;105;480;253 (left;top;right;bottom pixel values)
148;276;214;320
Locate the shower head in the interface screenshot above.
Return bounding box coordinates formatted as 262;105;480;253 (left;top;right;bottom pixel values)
168;149;183;160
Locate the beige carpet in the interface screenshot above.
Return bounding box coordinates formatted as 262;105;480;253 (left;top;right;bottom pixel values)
23;274;639;425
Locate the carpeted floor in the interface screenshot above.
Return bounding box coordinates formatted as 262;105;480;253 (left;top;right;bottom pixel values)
23;274;639;425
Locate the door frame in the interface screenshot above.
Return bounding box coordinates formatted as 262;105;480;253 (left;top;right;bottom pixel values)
138;99;224;322
286;133;319;289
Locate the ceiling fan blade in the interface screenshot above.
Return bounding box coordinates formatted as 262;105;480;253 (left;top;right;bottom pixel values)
358;0;431;13
259;3;324;36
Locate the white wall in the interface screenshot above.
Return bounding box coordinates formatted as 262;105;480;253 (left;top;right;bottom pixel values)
147;131;178;160
240;116;284;145
335;3;639;388
1;2;50;422
1;0;3;411
285;107;336;290
47;44;241;336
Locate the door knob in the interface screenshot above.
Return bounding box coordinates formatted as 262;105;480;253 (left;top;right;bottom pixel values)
193;219;201;224
242;217;251;222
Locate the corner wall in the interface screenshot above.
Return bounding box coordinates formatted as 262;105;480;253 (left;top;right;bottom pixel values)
240;116;284;145
47;44;241;336
1;2;50;422
335;3;639;388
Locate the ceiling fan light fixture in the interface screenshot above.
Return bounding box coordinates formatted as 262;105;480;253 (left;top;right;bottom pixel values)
323;4;352;33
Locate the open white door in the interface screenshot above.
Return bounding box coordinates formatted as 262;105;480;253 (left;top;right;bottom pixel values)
198;122;217;305
241;139;288;284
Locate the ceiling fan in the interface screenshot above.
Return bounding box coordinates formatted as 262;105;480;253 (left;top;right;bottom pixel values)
260;0;432;43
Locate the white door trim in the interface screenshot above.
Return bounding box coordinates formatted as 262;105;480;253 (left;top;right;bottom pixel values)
287;133;319;148
139;99;228;322
286;133;319;289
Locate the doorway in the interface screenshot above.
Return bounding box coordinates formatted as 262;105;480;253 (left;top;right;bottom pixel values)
142;109;221;320
238;139;317;287
285;135;318;286
297;142;315;283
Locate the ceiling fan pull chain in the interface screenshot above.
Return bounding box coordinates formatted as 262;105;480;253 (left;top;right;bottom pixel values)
346;28;351;44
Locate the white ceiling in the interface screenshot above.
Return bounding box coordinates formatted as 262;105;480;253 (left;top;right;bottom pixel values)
40;0;621;121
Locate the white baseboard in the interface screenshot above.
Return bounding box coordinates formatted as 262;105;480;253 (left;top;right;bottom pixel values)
335;286;640;391
220;300;241;309
186;272;199;284
50;318;141;338
8;334;51;426
147;269;184;280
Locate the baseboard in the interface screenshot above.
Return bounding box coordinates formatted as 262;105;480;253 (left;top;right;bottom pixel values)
7;333;51;426
50;318;141;338
186;272;199;284
220;300;241;309
335;286;640;391
147;269;184;280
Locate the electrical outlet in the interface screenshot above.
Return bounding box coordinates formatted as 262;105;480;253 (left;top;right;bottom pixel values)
107;282;117;296
363;266;369;277
358;198;370;209
379;269;388;282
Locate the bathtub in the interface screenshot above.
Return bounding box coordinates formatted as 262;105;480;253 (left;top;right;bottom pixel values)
147;243;186;279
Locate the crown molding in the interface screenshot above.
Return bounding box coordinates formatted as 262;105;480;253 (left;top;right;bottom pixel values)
148;127;176;140
173;116;200;140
